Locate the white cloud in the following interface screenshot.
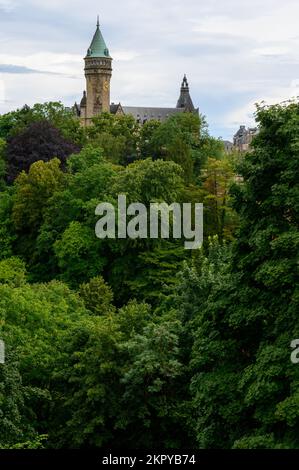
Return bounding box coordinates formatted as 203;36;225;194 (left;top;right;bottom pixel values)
225;79;299;129
251;47;290;57
0;75;5;104
0;52;82;75
0;0;17;12
113;50;141;62
192;1;299;43
0;0;298;139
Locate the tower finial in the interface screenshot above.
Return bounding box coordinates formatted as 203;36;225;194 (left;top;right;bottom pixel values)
181;74;189;89
97;15;99;28
181;75;188;89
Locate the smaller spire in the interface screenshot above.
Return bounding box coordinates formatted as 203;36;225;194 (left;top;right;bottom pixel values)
97;15;100;28
80;90;87;107
177;75;194;111
181;75;189;90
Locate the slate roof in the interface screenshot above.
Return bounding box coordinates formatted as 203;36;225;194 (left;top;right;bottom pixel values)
122;106;184;122
110;103;122;114
222;140;234;152
177;93;195;111
80;91;87;107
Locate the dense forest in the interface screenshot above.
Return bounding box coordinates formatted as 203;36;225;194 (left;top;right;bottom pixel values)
0;100;298;449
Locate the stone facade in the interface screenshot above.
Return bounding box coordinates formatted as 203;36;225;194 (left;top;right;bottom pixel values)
233;125;258;152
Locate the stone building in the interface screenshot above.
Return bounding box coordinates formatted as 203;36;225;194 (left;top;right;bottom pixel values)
233;125;258;152
222;140;234;153
76;19;198;126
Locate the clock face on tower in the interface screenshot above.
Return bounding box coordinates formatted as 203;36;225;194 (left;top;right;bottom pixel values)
103;80;109;92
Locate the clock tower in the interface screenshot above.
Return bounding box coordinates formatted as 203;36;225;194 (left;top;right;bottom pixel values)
80;17;112;126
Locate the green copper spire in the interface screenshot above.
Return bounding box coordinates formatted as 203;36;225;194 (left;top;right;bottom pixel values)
86;17;111;58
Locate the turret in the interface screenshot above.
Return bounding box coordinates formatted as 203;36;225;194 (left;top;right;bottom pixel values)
176;75;195;112
81;17;113;126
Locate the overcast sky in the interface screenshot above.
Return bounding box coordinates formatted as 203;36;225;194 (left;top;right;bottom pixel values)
0;0;298;140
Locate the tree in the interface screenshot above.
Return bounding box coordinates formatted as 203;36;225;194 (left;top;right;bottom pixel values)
111;158;184;205
195;136;225;175
12;158;65;233
119;319;191;448
126;243;187;305
5;120;79;183
185;102;299;448
91;132;127;165
0;105;33;140
148;114;200;182
0;349;38;448
54;221;107;286
29;102;85;145
0;138;7;188
49;300;192;448
0;187;16;260
49;301;151;448
201;156;238;241
0;257;26;286
106;158;186;303
79;276;115;315
0;102;85;145
139;120;161;159
0;266;91;449
87;112;139;164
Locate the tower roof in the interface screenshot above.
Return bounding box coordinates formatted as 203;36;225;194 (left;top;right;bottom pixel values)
80;91;87;107
176;75;195;112
86;17;111;58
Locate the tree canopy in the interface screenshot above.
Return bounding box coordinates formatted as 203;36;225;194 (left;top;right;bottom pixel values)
0;100;298;450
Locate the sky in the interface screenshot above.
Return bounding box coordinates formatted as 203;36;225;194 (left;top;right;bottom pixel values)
0;0;298;140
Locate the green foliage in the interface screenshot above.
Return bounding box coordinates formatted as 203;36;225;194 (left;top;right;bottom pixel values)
201;157;239;240
54;221;107;286
139;120;161;159
79;276;115;315
12;158;65;232
0;272;90;448
119;319;187;447
126;243;187;305
0;257;26;286
147;113;201;182
0;351;38;447
49;300;151;447
0;188;16;260
88;112;139;164
0;138;6;188
0;105;34;139
4;434;48;449
178;102;299;449
0;102;85;145
3;98;298;450
233;434;279;449
112;158;184;204
67;144;105;173
47;300;193;448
